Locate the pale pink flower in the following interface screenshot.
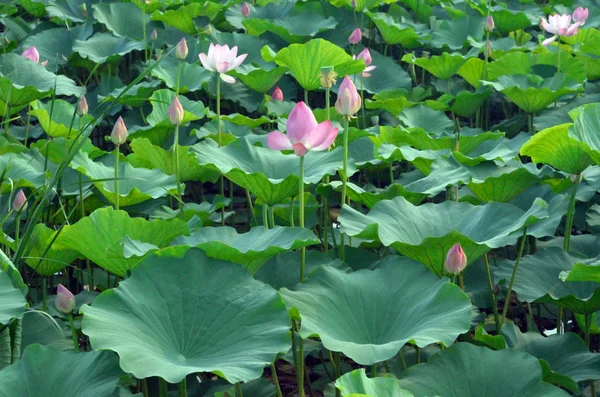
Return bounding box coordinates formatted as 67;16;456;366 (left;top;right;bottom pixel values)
241;2;250;17
335;76;361;117
111;116;128;146
150;29;158;41
267;102;338;157
55;284;76;314
22;46;39;63
271;86;283;101
12;190;27;213
168;96;184;126
349;28;362;44
199;43;247;84
445;243;467;275
484;15;494;32
540;13;581;46
176;38;188;60
572;7;588;25
355;48;376;77
77;96;88;116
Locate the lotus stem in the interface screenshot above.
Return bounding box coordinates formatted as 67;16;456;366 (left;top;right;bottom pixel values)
42;277;48;312
323;84;331;253
114;147;120;210
360;74;366;129
333;351;341;397
141;379;149;397
178;378;187;397
217;76;225;226
564;178;580;252
246;190;257;226
269;205;276;229
271;362;283;397
173;124;182;209
371;364;377;377
142;2;147;61
263;204;269;228
292;321;306;397
398;351;408;371
304;89;309;105
339;117;350;261
483;253;501;332
68;313;78;351
300;155;306;282
158;378;168;397
14;214;20;255
501;227;528;328
235;383;243;397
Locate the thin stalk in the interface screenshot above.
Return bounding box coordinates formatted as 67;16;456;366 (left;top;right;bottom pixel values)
142;2;147;61
14;214;20;255
528;113;534;134
563;178;580;252
501;228;528;327
24;104;32;146
173;124;182;209
290;197;295;227
458;273;464;291
299;155;306;282
235;383;243;397
271;363;283;397
246;190;257;226
483;253;501;331
262;204;269;228
68;313;78;351
304;90;309;104
557;307;562;334
158;378;168;397
371;364;377;377
292;323;306;397
217;77;225;226
360;74;366;129
398;351;408;371
323;85;331;253
333;352;341;397
178;378;187;397
42;277;48;311
79;174;93;290
557;42;561;75
416;346;421;364
339;117;350;261
268;205;276;229
141;379;149;397
114;148;120;210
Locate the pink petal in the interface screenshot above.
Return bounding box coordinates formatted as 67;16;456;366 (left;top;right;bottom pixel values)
286;102;317;145
220;73;236;84
216;61;230;73
229;45;239;62
267;131;292;151
230;53;247;70
310;122;339;151
541;17;554;34
542;35;557;46
199;53;213;71
566;22;581;36
293;143;307;157
365;65;376;72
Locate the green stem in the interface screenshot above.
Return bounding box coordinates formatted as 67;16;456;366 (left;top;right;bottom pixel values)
173;124;182;209
24;104;31;146
235;383;243;397
217;77;225;226
246;190;257;226
370;364;377;377
79;173;93;290
262;204;269;229
556;307;562;334
158;378;168;397
293;322;306;397
585;312;592;347
483;253;501;332
142;2;147;61
339;117;350;261
416;345;421;364
68;313;78;351
398;351;408;371
271;363;283;397
268;205;275;229
14;214;20;255
528;113;534;134
333;352;341;397
501;228;528;327
299;155;306;282
114;147;120;210
323;85;331;253
304;89;309;105
178;378;187;397
563;178;579;252
42;277;48;311
141;379;149;397
360;75;366;129
458;273;464;291
557;41;561;75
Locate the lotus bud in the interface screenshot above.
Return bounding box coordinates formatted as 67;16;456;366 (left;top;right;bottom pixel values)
484;15;495;32
22;46;40;63
176;38;188;60
320;65;337;89
335;75;361;117
445;243;467;275
12;190;27;213
168;96;184;126
111;116;128;146
271;86;283;101
77;96;88;116
348;28;362;44
242;2;250;17
351;0;357;8
55;284;76;314
572;7;588;25
486;40;493;58
151;29;158;41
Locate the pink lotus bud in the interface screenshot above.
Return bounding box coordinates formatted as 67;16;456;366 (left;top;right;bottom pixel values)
176;38;188;60
77;96;88;116
352;0;357;8
357;48;372;66
335;76;361;116
111;116;128;146
241;2;250;17
484;15;495;32
22;46;40;63
12;190;27;213
348;28;362;44
151;29;158;41
445;243;467;275
55;284;76;314
40;60;48;67
168;96;184;126
486;40;493;57
572;7;588;25
271;86;283;101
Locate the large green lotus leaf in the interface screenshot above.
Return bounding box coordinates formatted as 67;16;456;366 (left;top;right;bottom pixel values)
376;144;447;174
431;14;485;50
399;105;454;134
93;3;159;40
319;181;427;208
191;139;348;206
339;197;548;276
150;3;223;34
54;207;189;276
366;12;423;48
562;263;600;284
336;369;413;397
481;74;583;114
243;12;337;43
30;99;93;138
0;345;126;397
273;39;365;91
99;80;160;107
0;248;26;294
487;52;532;81
20;310;71;353
24;223;79;277
520;123;594;174
457;57;485;88
146;89;205;127
0;267;26;326
80;248;290;383
501;323;600;389
354;50;412;94
568;103;600;165
167;226;320;273
534;93;600;132
405;52;466;80
34;0;88;23
0;53;84;105
399;343;568;397
281;257;471;365
225;0;294;30
490;9;533;34
442;89;492;118
495;247;600;314
151;61;213;94
71;151;179;207
365;87;431;115
453;132;530;167
73;33;145;64
232;66;286;93
0;149;55;191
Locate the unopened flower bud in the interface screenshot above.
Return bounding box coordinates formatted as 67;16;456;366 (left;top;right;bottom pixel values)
335;76;361;116
484;15;495;32
55;284;76;314
111;116;128;146
348;28;362;44
271;86;283;101
150;29;157;41
176;38;188;60
241;2;250;17
13;190;27;213
77;96;88;116
444;243;467;275
168;96;184;126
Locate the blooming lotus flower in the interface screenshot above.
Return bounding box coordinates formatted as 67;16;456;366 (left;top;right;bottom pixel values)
22;46;39;63
199;43;247;84
168;96;184;126
77;96;88;116
176;38;188;60
241;2;250;17
111;116;128;146
335;76;361;117
12;190;27;212
572;7;588;25
445;243;467;275
540;13;581;46
55;284;76;314
151;29;158;41
271;86;283;101
349;28;362;44
267;102;338;157
355;48;376;77
484;15;494;32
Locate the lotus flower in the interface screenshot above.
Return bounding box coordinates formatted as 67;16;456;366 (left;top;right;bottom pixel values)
267;102;338;157
444;243;467;275
271;86;283;101
355;48;376;77
12;190;27;212
111;116;128;146
22;46;48;67
176;38;188;60
484;15;495;32
572;7;588;25
242;2;250;17
349;28;362;44
335;76;361;117
168;96;184;126
540;13;581;46
150;29;158;41
77;96;88;117
55;284;76;314
199;43;247;84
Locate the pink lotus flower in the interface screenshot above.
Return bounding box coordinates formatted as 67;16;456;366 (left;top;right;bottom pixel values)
199;43;247;84
168;96;184;126
267;102;338;157
355;48;376;77
12;190;27;212
176;38;188;60
55;284;76;314
335;76;361;117
445;243;467;275
111;116;128;146
540;13;581;46
484;15;494;32
150;29;158;41
271;86;283;101
22;46;48;66
349;28;362;44
572;7;588;25
241;2;250;17
77;96;88;116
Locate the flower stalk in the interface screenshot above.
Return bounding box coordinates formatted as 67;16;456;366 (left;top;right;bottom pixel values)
483;253;501;331
500;227;528;328
564;174;581;252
